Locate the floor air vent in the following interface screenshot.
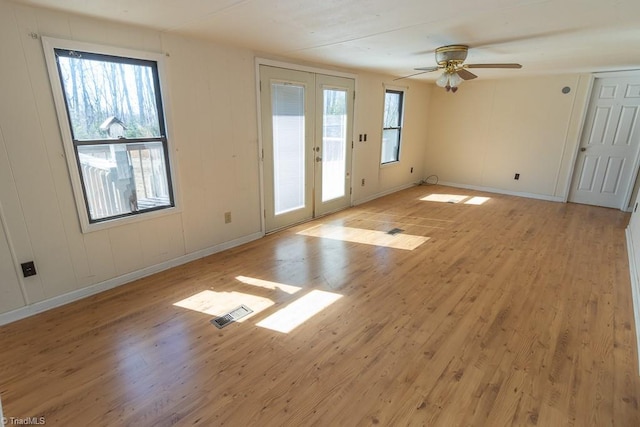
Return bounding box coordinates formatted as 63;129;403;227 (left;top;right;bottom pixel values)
387;228;404;235
211;305;253;329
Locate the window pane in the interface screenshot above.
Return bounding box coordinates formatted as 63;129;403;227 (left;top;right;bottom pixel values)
272;83;305;215
381;129;400;163
77;141;171;221
56;50;161;140
322;88;347;202
384;91;401;127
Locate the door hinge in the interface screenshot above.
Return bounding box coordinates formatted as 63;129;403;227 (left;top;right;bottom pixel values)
351;141;354;149
259;80;262;91
350;187;352;195
353;91;356;100
261;148;264;160
264;209;266;218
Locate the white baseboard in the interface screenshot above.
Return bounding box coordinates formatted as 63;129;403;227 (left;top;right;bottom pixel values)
625;227;640;375
353;182;417;206
437;181;565;203
0;231;263;326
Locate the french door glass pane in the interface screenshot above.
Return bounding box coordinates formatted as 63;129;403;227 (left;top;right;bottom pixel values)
272;83;305;215
322;89;347;202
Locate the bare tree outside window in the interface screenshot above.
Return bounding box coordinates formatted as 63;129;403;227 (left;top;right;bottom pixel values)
53;49;174;223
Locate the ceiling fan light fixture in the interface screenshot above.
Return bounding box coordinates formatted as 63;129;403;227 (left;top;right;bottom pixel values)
448;71;463;87
437;70;463;92
436;71;449;87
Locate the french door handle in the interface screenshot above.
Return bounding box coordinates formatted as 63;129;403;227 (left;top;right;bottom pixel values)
316;156;322;162
580;147;586;152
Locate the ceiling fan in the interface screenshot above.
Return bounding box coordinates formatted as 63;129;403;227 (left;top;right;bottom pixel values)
395;45;522;92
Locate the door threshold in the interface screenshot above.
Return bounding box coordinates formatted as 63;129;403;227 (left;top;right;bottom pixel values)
265;205;351;235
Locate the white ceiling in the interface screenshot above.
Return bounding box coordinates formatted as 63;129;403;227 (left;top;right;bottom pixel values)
12;0;640;81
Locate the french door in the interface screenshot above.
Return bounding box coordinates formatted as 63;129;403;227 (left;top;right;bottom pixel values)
260;65;354;232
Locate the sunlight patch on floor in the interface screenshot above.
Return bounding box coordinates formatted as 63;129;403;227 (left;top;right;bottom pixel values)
297;224;429;250
235;275;301;295
421;193;490;205
173;289;273;321
256;290;342;333
421;193;469;203
464;196;490;205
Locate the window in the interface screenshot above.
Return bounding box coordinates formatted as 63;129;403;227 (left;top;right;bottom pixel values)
43;38;175;231
381;89;404;164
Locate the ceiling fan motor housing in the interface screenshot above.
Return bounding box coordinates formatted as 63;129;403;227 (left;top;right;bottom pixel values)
436;45;469;66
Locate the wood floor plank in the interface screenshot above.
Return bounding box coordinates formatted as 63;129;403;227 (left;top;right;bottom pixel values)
0;185;639;426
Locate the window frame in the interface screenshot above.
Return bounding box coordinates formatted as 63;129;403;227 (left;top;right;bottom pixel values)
381;88;405;165
42;37;179;233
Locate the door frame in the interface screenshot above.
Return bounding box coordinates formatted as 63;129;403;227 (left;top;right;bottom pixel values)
255;58;357;234
567;71;640;211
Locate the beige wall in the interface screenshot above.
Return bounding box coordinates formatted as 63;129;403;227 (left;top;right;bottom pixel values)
0;0;431;320
626;190;640;362
352;75;431;203
424;74;591;200
0;212;23;313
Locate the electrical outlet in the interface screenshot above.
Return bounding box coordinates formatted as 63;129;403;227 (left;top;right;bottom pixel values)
364;134;367;142
359;134;363;142
21;261;37;277
361;178;365;186
514;173;520;180
224;211;232;224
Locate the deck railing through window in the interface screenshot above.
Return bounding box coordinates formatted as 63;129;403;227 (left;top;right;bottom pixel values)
78;147;170;221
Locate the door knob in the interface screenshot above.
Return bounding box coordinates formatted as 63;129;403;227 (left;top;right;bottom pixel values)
316;156;322;162
580;147;586;152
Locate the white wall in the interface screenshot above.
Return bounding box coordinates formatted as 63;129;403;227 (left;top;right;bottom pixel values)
0;0;431;321
424;75;591;200
352;74;431;203
626;193;640;370
0;207;24;313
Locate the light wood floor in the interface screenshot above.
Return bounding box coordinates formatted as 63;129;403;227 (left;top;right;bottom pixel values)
1;185;639;426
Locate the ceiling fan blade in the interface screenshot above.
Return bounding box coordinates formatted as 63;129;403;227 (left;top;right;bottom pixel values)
414;66;440;72
466;63;522;69
393;71;433;81
456;68;478;80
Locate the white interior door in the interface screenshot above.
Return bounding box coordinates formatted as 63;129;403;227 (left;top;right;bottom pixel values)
569;77;640;209
260;66;354;232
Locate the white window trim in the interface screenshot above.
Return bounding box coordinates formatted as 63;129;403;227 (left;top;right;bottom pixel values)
41;37;180;233
380;84;408;166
